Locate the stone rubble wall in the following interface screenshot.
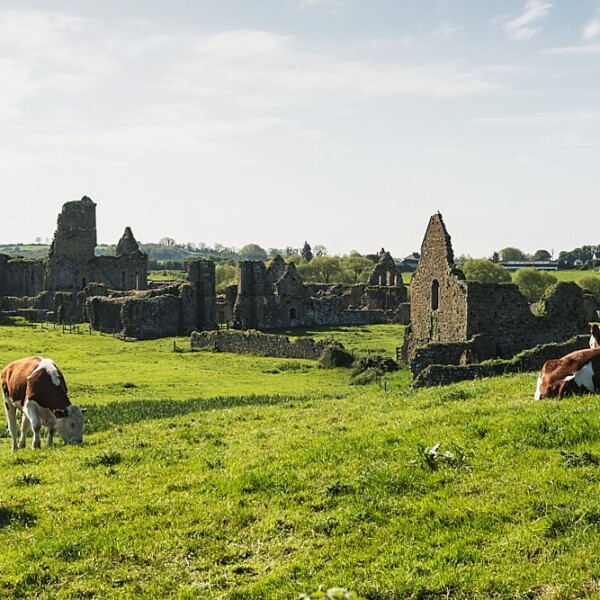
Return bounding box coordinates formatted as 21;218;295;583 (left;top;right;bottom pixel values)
412;334;590;387
190;329;332;360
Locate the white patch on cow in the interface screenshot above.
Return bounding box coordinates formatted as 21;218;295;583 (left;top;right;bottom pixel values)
534;374;543;400
6;396;23;410
564;361;595;393
30;358;61;386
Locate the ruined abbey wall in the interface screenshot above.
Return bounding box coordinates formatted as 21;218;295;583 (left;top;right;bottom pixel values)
403;213;599;381
191;329;331;360
231;252;409;330
0;255;46;297
86;259;216;339
44;197;148;293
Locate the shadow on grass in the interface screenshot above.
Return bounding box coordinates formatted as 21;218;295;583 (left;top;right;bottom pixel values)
0;505;37;529
85;394;319;434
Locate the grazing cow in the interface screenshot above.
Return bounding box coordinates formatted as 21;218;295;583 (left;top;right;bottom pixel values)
1;357;86;451
590;324;600;349
534;347;600;399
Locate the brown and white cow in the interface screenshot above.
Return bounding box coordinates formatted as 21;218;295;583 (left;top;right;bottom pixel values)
534;346;600;399
1;357;86;451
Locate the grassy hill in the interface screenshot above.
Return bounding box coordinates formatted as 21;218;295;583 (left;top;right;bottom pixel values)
1;320;599;598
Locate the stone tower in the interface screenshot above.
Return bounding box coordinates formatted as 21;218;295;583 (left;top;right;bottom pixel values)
45;196;97;291
401;213;469;361
233;261;268;329
187;259;217;330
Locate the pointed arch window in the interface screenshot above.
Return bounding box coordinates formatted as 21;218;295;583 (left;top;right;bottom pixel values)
431;279;440;311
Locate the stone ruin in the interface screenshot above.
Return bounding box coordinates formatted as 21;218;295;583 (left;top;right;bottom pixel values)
0;197;410;339
0;196;148;323
220;252;409;330
402;213;599;385
46;197;148;293
87;260;216;339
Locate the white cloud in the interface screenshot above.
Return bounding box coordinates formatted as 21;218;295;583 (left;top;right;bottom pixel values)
474;111;600;125
295;0;344;7
170;30;496;106
582;18;600;40
430;23;460;39
502;0;552;40
547;44;600;55
0;9;498;184
0;8;117;119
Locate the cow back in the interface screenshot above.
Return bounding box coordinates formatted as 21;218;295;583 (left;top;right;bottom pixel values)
1;357;70;411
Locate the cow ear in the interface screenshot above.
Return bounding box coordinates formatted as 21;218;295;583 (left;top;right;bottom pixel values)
81;407;87;413
54;408;67;418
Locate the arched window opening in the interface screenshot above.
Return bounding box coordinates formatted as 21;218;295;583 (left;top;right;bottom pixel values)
431;279;440;311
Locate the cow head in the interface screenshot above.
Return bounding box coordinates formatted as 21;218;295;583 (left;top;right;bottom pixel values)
54;405;86;444
591;324;600;349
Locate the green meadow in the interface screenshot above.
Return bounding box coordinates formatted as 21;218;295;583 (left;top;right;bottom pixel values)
2;320;600;599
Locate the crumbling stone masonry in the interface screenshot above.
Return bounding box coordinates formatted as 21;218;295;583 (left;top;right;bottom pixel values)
402;213;598;381
0;196;149;323
46;197;148;293
230;251;409;330
368;249;403;286
87;259;217;339
413;334;590;387
0;255;46;297
190;329;333;359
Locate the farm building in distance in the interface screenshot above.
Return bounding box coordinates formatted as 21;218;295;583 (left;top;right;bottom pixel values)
499;260;559;271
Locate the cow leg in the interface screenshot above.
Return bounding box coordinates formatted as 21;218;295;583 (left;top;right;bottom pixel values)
3;400;19;452
46;414;56;447
18;413;30;449
22;400;42;449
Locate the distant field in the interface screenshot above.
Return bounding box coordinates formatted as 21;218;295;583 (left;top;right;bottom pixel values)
277;323;405;357
549;270;600;283
2;319;600;598
147;269;187;282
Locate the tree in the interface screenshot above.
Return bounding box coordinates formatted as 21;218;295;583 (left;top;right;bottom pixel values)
159;237;177;247
499;247;528;262
313;244;327;257
340;255;374;284
578;275;600;302
307;256;340;283
513;268;558;303
460;259;512;284
301;241;313;262
238;243;268;262
216;264;237;293
532;249;552;261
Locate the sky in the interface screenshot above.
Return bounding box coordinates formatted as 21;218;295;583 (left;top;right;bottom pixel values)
1;1;599;260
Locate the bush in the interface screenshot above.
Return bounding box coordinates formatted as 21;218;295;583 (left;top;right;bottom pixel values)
578;275;600;302
514;268;558;303
460;259;511;284
318;343;354;369
352;355;398;376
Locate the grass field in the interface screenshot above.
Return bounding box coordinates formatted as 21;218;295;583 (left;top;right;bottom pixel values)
2;320;600;598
